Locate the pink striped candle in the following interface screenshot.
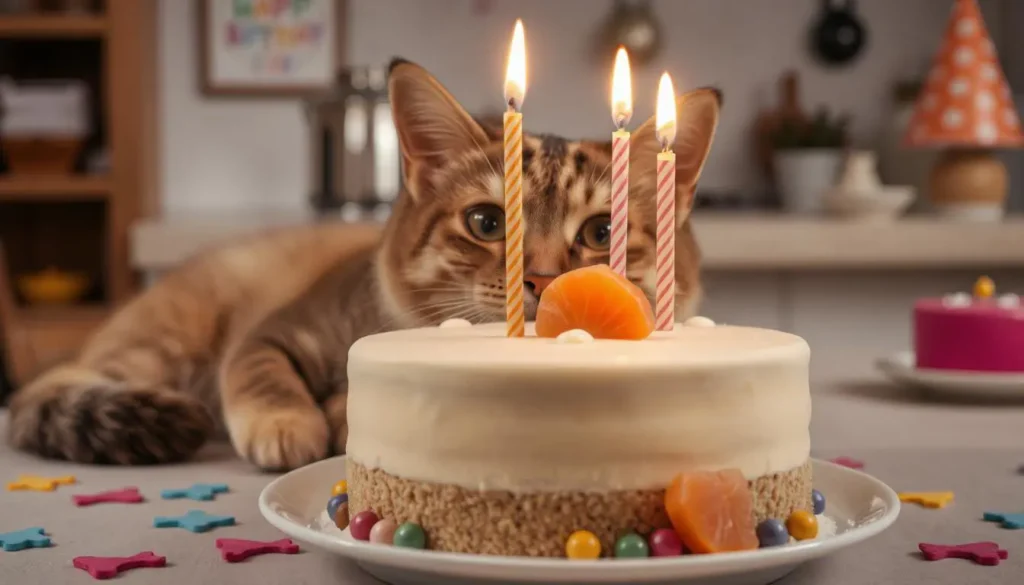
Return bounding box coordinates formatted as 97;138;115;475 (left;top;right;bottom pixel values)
655;152;675;331
654;72;677;331
609;47;632;277
610;130;630;276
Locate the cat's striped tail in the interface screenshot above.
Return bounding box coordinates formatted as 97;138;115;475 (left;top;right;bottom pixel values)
7;364;215;465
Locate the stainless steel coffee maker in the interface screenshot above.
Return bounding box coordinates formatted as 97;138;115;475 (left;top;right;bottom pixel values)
306;65;401;222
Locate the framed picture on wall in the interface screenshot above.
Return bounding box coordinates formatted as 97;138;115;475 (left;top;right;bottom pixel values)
199;0;344;96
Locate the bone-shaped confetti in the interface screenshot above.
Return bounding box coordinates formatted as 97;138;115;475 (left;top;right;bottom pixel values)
898;491;955;509
7;474;76;492
828;457;864;470
72;487;145;507
982;511;1024;529
215;538;300;562
0;527;51;551
72;551;167;579
160;483;229;501
919;542;1008;566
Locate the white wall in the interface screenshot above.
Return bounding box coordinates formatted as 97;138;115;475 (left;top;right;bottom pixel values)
159;0;1002;215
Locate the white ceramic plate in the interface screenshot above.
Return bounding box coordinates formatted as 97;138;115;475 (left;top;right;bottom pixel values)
876;351;1024;400
259;457;899;585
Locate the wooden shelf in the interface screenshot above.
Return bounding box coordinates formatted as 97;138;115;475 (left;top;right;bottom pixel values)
0;176;111;200
20;303;109;321
0;15;107;38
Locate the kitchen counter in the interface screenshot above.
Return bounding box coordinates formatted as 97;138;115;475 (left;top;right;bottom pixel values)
131;212;1024;272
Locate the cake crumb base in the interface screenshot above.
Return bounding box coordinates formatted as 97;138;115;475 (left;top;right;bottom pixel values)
347;461;812;557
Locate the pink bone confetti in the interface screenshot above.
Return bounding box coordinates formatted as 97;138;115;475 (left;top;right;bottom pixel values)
918;542;1009;566
72;551;167;579
72;487;145;507
215;538;300;562
828;456;864;469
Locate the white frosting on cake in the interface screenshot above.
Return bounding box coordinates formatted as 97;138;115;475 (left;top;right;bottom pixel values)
439;318;473;328
684;315;716;327
555;329;594;344
346;323;811;492
942;292;972;308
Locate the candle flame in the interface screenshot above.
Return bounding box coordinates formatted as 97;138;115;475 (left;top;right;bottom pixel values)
656;72;677;149
611;47;633;128
504;19;527;110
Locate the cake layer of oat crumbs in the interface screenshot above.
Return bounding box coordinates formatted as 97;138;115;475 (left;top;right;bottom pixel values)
346;460;812;557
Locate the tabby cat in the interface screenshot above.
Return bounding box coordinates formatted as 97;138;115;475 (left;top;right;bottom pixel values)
7;60;721;471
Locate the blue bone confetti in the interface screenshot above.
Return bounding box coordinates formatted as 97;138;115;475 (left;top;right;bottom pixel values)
160;483;229;501
153;510;235;533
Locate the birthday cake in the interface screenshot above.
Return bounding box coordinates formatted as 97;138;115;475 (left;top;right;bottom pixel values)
914;277;1024;373
340;266;815;557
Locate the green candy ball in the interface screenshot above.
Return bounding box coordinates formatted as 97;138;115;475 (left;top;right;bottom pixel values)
392;522;427;549
614;533;650;558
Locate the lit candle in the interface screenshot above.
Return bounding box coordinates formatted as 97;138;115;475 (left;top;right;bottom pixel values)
610;47;633;278
504;19;527;337
654;72;677;331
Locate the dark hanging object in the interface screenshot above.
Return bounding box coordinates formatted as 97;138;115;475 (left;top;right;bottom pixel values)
596;0;662;68
810;0;867;67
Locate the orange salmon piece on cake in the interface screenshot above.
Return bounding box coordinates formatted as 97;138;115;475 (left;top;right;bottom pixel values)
535;264;655;340
664;469;759;553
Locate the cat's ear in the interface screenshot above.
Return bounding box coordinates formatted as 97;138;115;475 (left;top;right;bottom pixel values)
631;88;721;226
388;59;490;198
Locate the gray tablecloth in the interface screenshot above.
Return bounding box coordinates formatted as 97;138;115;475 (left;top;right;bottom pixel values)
0;380;1021;584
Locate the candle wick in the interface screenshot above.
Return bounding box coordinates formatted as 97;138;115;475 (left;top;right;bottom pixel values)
659;138;672;153
507;98;519;113
614;115;628;131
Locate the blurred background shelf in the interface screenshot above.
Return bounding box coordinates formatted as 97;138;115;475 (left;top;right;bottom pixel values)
0;15;106;38
130;212;1024;273
0;175;111;199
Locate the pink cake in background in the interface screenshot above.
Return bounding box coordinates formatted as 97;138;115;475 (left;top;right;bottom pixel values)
914;277;1024;373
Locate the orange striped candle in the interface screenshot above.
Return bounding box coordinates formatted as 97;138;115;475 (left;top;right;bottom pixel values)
654;72;677;331
504;20;527;337
609;47;632;278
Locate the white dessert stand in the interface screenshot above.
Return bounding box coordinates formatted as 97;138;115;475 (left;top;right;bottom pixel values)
877;351;1024;400
259;457;899;585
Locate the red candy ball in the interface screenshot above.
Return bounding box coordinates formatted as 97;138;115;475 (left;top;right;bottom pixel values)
649;528;684;557
350;511;379;541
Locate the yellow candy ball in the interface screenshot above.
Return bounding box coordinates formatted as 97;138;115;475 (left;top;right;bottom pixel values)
786;510;819;541
974;276;995;299
331;480;348;496
566;530;601;560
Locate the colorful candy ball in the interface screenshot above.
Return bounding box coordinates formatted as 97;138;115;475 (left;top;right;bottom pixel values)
369;518;398;545
334;502;350;530
565;530;601;560
350;510;379;541
326;494;348;519
614;533;649;558
393;522;427;549
812;489;825;515
756;519;789;548
332;480;349;496
648;528;684;556
786;510;819;541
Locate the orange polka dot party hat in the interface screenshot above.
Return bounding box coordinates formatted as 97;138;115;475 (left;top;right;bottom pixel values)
903;0;1022;219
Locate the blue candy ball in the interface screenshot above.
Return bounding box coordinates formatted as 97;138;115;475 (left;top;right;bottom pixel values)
812;489;825;515
326;493;349;518
756;518;789;548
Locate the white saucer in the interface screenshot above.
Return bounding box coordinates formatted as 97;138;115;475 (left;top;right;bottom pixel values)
259;456;899;585
876;351;1024;400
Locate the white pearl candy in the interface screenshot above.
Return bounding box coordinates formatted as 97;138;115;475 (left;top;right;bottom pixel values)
684;316;716;327
942;292;972;308
439;318;472;328
556;329;594;344
996;294;1020;309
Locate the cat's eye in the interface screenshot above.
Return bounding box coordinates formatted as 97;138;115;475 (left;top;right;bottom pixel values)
576;215;612;250
465;205;505;242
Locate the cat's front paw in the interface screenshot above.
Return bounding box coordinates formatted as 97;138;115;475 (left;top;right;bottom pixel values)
229;408;330;471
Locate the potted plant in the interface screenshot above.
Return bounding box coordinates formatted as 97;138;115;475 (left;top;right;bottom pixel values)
771;107;851;213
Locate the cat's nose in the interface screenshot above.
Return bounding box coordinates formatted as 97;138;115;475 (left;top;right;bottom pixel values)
524;274;557;297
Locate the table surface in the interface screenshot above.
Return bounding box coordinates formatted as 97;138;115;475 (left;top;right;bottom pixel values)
1;379;1021;585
